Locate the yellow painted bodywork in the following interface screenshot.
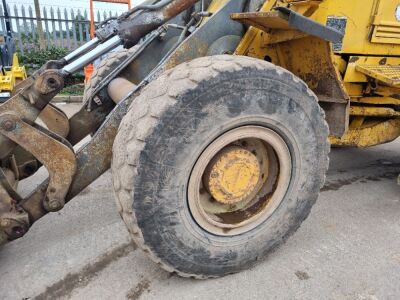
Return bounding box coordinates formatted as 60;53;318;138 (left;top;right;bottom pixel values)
313;0;400;55
330;119;400;148
344;56;400;83
204;148;261;204
0;54;27;93
352;97;400;106
350;106;400;118
235;0;400;147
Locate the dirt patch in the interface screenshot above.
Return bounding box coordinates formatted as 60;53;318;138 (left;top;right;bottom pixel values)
34;242;136;300
295;270;310;280
322;170;399;192
126;278;151;300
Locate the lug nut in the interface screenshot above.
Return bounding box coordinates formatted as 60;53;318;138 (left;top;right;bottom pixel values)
0;218;11;228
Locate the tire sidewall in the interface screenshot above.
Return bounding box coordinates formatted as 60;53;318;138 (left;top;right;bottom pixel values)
132;60;327;275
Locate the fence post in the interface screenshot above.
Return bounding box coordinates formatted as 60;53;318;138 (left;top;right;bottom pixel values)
0;6;6;36
64;8;71;50
57;8;63;48
1;0;12;38
71;9;78;49
13;5;24;55
21;5;29;37
50;7;57;47
43;7;51;47
84;10;90;42
33;0;46;50
28;6;36;42
77;10;84;45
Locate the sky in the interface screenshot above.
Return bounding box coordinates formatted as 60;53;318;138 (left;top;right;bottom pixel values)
1;0;147;34
6;0;145;15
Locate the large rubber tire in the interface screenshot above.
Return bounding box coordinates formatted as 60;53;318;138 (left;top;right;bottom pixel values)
112;55;330;278
83;46;137;104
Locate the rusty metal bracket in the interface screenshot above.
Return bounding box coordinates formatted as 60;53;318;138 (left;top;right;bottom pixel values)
17;0;247;227
231;7;343;43
0;113;77;212
0;167;21;202
39;104;70;138
0;174;29;244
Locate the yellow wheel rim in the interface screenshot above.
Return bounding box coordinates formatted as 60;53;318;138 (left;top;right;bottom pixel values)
188;126;291;236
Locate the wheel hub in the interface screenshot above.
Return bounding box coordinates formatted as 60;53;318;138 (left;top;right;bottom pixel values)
203;147;261;204
188;126;292;236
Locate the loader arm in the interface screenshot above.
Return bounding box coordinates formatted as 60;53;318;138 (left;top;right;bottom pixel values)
0;0;203;244
0;0;247;245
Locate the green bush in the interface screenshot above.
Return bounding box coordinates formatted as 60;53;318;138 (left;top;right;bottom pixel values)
17;46;85;85
18;46;69;66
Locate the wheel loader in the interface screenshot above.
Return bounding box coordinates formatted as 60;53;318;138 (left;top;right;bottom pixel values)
0;0;399;278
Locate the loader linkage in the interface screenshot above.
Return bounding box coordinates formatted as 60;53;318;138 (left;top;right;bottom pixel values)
0;0;200;244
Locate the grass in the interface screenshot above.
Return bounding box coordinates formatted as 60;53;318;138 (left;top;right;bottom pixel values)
60;84;84;96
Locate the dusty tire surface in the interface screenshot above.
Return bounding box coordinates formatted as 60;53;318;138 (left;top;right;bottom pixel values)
112;55;330;278
83;46;137;104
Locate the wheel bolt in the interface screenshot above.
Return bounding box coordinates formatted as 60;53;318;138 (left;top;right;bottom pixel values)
0;218;11;228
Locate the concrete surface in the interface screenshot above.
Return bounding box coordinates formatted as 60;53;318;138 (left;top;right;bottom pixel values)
0;104;399;300
53;96;83;103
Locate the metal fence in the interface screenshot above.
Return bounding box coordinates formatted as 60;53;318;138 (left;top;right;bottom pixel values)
0;4;120;54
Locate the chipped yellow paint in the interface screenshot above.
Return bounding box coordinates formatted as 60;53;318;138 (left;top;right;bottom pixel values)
207;0;231;13
204;147;261;204
344;56;400;83
351;97;400;106
330;119;400;148
234;0;400;148
350;106;400;118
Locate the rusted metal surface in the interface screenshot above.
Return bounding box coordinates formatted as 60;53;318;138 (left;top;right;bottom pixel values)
233;3;349;138
319;101;350;138
0;113;77;212
10;146;40;180
162;0;245;71
15;0;247;228
350;106;400;117
0;170;29;244
67;100;115;146
39;104;70;138
330;118;400;148
23;97;131;224
31;71;65;106
232;11;291;31
0;70;66;159
275;36;349;137
119;0;200;48
0;168;21;202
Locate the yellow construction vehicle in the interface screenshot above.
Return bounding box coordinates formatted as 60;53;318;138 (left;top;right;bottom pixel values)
0;4;27;102
0;0;398;278
0;53;27;101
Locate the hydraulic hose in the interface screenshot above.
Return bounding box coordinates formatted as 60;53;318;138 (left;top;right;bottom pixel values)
118;0;200;48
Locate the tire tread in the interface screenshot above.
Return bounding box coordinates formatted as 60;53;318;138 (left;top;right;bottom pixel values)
112;55;330;278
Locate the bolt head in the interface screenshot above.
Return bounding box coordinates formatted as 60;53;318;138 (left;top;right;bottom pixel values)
0;218;11;228
2;119;15;131
48;200;62;211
